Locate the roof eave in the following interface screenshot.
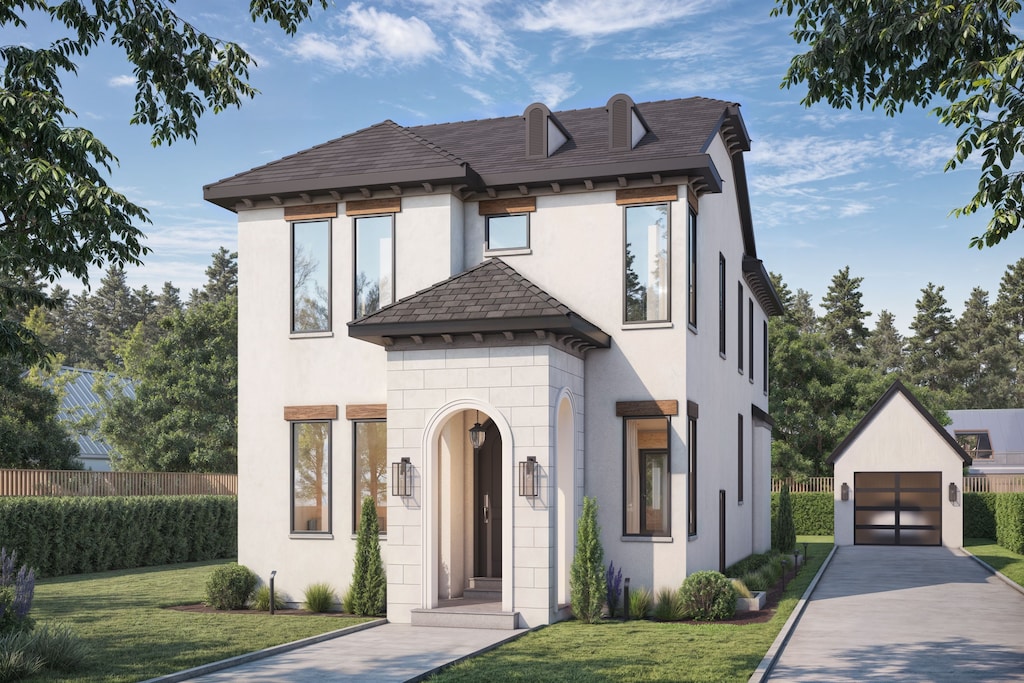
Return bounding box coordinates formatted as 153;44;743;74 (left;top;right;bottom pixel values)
478;155;723;194
742;255;785;317
348;313;611;349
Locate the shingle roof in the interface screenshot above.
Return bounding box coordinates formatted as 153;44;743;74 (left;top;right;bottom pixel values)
348;259;610;349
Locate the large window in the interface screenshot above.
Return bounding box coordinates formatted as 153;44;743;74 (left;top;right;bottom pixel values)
624;416;670;536
354;421;388;533
718;254;726;355
354;215;394;318
486;214;529;251
737;414;744;503
687;206;697;328
624;203;670;323
748;299;755;383
687;402;698;537
292;421;331;533
762;320;769;393
292;220;330;332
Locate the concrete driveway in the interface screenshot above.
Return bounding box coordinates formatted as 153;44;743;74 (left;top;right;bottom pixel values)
768;546;1024;682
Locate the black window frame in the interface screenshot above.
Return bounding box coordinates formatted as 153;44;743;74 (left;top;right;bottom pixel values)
352;418;388;535
291;219;332;334
485;213;531;252
622;415;672;538
687;401;699;537
718;254;726;357
353;213;396;319
737;281;744;373
748;299;755;383
762;320;769;394
290;420;332;535
687;206;698;330
623;202;671;324
737;413;744;504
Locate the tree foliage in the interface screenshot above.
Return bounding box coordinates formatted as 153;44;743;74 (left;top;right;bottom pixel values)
0;358;79;469
570;496;605;624
350;496;387;617
772;0;1024;248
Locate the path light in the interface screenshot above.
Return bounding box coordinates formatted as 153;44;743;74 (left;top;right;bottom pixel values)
469;411;487;450
269;570;277;615
519;456;539;497
949;481;958;503
392;457;412;497
841;482;849;501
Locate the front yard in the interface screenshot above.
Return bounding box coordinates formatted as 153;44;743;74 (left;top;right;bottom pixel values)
965;538;1024;588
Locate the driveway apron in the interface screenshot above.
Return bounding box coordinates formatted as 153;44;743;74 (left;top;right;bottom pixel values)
769;546;1024;682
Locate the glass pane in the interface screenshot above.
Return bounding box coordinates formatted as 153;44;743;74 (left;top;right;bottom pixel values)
900;528;941;545
643;451;669;534
625;417;669;535
292;221;330;332
486;214;529;250
900;490;939;509
900;510;940;528
355;215;393;318
625;204;669;322
856;490;895;507
855;510;896;527
856;472;895;489
856;528;895;545
900;472;940;489
293;422;330;532
355;421;388;534
687;208;697;326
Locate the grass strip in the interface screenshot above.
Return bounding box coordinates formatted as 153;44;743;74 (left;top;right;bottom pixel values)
430;536;833;682
965;537;1024;589
26;560;372;683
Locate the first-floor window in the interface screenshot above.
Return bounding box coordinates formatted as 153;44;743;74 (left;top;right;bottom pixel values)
624;416;670;536
737;414;745;503
292;421;331;533
353;420;388;533
687;402;698;536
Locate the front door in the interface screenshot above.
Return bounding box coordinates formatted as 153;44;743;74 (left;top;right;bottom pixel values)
474;420;502;578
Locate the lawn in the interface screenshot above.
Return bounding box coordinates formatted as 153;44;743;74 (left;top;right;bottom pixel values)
26;560;373;683
430;536;834;683
965;538;1024;588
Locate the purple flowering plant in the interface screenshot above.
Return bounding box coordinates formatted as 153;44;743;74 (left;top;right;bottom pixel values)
0;547;35;633
605;561;623;618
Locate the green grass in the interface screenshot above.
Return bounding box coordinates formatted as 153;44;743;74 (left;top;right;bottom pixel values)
965;537;1024;588
431;536;834;682
26;560;373;683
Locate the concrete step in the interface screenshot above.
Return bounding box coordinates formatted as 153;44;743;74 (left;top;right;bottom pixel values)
468;577;502;592
410;607;519;630
463;588;501;601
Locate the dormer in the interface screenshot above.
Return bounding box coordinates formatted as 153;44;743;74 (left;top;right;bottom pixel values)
607;93;649;151
524;102;570;159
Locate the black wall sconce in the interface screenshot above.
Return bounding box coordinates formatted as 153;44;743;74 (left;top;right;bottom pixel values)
949;481;958;503
519;456;539;497
841;482;849;501
392;457;412;497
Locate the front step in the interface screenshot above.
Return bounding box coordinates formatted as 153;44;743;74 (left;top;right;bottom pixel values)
410;605;519;630
463;588;501;601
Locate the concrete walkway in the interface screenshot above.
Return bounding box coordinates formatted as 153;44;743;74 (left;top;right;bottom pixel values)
768;546;1024;682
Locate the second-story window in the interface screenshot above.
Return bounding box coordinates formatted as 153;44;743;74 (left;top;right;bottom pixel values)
624;203;670;323
486;214;530;251
687;206;697;329
718;254;726;355
292;220;331;333
354;215;394;318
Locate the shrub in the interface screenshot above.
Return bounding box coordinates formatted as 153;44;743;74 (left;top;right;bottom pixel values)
724;549;779;578
0;636;43;683
204;563;257;610
605;562;623;618
628;586;652;620
19;624;88;673
996;493;1024;554
303;583;337;613
740;556;783;592
731;578;752;599
772;483;796;554
251;585;286;612
652;587;686;621
341;584;356;614
570;496;605;624
350;497;387;617
678;571;736;621
964;492;998;539
0;549;35;636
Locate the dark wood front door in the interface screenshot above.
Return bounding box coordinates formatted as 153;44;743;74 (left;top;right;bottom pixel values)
854;471;942;546
474;420;502;578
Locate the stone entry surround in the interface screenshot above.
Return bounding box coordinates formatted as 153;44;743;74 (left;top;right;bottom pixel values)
384;342;584;627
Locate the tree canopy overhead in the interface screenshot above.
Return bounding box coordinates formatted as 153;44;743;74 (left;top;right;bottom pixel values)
772;0;1024;249
0;0;326;363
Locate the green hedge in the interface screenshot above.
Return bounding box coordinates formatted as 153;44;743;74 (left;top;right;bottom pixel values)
995;493;1024;554
964;492;998;540
772;492;833;536
0;496;236;577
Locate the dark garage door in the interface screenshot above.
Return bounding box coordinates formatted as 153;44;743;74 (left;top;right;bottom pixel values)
854;472;941;546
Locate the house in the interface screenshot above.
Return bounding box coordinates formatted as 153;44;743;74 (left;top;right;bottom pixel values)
45;367;135;471
945;409;1024;474
204;94;783;628
828;380;971;547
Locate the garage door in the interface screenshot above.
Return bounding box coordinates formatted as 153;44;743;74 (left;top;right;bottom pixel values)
854;472;941;546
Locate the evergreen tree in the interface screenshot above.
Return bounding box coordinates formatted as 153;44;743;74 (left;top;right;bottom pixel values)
350;496;387;616
820;266;871;363
864;310;905;376
570;496;605;623
0;358;80;469
190;248;239;307
906;283;957;395
772;483;796;554
950;288;1010;408
993;258;1024;406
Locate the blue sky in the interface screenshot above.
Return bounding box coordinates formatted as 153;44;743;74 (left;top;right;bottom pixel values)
7;0;1022;331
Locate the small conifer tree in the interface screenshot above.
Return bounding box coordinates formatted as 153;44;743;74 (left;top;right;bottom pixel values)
773;483;797;554
350;497;387;616
570;496;605;623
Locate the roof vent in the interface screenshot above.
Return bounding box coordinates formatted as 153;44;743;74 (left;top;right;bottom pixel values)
606;94;649;151
524;103;570;159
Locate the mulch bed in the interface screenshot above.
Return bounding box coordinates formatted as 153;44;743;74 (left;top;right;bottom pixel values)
167;604;353;617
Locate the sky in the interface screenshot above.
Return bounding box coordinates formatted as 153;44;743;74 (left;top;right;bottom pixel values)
5;0;1022;332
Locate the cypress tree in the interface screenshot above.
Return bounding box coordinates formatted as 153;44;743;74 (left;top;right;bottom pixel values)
570;496;605;623
350;496;387;616
773;483;796;554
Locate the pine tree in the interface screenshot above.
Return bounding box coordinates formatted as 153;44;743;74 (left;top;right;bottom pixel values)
190;248;238;307
820;266;871;363
993;258;1024;405
906;283;957;395
350;496;387;616
950;288;1009;408
864;310;905;376
570;496;605;623
773;483;796;554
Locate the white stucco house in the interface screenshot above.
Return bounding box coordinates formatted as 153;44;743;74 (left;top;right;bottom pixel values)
204;94;783;628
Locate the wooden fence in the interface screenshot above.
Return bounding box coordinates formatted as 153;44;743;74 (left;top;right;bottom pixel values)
773;475;1024;494
0;469;236;497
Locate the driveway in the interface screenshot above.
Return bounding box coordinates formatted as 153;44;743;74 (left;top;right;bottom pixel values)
768;546;1024;682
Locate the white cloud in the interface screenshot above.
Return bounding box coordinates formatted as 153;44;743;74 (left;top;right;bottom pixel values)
108;75;135;88
529;73;578;109
461;85;495;107
838;201;872;218
518;0;707;39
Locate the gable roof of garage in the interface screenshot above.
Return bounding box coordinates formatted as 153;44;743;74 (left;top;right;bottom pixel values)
826;380;972;466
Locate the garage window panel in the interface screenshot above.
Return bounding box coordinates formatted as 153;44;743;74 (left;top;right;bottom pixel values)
853;471;941;546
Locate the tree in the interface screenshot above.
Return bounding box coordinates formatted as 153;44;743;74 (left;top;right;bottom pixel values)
993;257;1024;404
864;310;905;376
772;482;796;554
0;1;327;363
906;283;957;395
772;0;1024;248
570;496;605;623
949;288;1011;408
189;248;239;307
350;496;386;617
0;358;80;469
820;266;871;363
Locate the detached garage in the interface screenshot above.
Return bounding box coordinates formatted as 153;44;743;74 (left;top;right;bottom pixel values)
828;381;972;548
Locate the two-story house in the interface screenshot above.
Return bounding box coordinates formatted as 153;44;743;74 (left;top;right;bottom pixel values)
204;94;783;628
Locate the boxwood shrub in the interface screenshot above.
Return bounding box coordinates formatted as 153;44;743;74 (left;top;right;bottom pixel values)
772;492;833;536
995;493;1024;554
964;492;998;540
0;496;236;577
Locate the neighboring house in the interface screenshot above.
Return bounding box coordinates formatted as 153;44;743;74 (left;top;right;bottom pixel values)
48;367;135;471
946;409;1024;474
204;94;783;628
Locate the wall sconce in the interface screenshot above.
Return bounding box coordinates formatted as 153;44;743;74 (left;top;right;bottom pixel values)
392;457;412;497
949;481;958;503
519;456;539;497
841;482;849;501
469;411;487;450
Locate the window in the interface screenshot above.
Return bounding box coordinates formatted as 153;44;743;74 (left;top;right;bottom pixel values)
354;215;394;318
624;416;670;536
737;282;744;372
762;320;768;393
292;220;331;332
354;421;388;533
955;431;993;459
748;299;755;382
687;206;697;328
737;414;744;503
687;402;698;537
718;254;726;355
486;214;529;251
624;203;670;322
292;421;331;533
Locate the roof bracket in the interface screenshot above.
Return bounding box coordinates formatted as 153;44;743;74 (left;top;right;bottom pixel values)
330;191;342;201
518;185;529;196
270;195;283;205
617;176;628;187
359;187;372;198
299;193;312;203
441;334;453;344
422;182;434;193
502;331;515;341
487;188;498;198
241;198;254;208
584;179;594;190
411;335;424;344
551;182;561;193
652;174;662;185
534;330;547;339
390;185;403;196
472;333;484;343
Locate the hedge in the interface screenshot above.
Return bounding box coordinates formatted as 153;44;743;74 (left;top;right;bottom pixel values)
0;496;236;577
772;492;833;536
995;493;1024;554
964;492;998;540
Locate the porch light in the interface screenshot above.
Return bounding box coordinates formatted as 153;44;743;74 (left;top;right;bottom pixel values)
392;457;413;497
949;481;958;503
469;419;487;450
841;482;849;501
519;456;539;497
